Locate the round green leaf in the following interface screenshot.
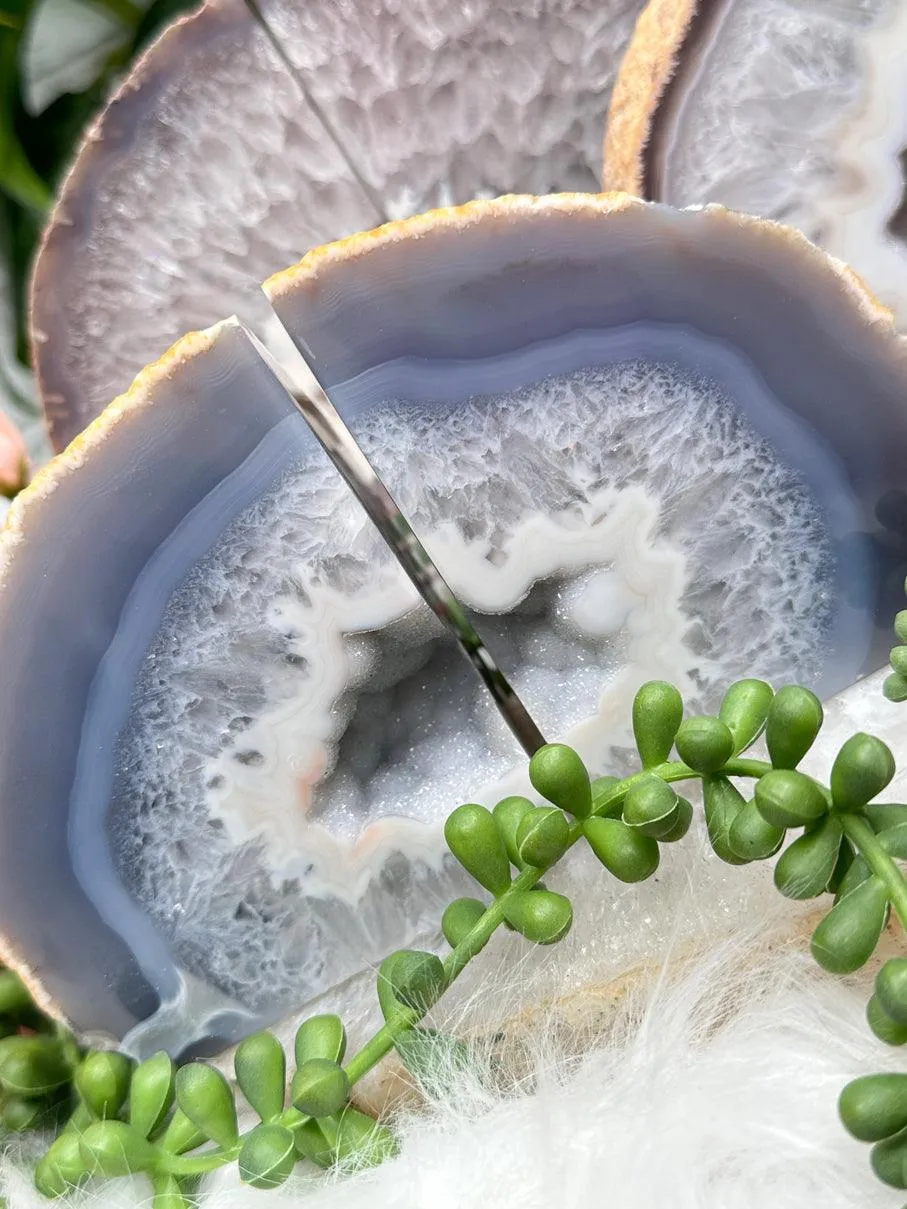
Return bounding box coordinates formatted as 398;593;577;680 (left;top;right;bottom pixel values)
583;817;659;882
444;803;512;895
492;796;534;869
877;959;907;1027
884;672;907;703
631;680;683;769
702;776;749;865
622;774;680;840
528;743;592;818
872;1127;907;1189
332;1108;400;1168
295;1014;347;1067
75;1050;133;1120
78;1121;159;1177
754;769;827;829
377;950;446;1020
174;1062;238;1149
773;816;842;899
441;897;487;948
502;889;572;944
0;1036;71;1096
658;795;693;843
718;679;773;753
129;1051;175;1139
765;685;823;769
234;1031;286;1123
896;611;907;643
890;647;907;677
291;1060;350;1119
830;733;896;812
811;875;889;974
239;1123;296;1188
674;716;734;774
868;995;907;1047
34;1130;90;1197
840;1073;907;1141
516;806;571;867
727;798;784;861
1;1095;41;1131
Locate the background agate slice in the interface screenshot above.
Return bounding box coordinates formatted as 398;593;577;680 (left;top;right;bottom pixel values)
30;0;646;451
604;0;907;324
4;195;907;1058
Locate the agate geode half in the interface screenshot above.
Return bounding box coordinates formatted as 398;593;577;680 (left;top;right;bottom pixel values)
604;0;907;324
31;0;647;451
4;195;907;1056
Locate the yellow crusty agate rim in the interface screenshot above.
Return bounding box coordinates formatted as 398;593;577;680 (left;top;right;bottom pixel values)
1;188;905;1027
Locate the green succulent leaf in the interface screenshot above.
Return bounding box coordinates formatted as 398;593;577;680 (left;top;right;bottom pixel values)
0;1036;71;1096
377;950;446;1021
674;716;735;773
291;1059;349;1119
295;1014;347;1067
765;685;823;769
867;995;907;1047
883;672;907;703
702;776;749;865
77;1120;159;1177
516;805;571;866
773;816;842;900
830;733;896;813
528;743;592;818
444;803;512;894
502;889;572;944
441;897;487;948
876;959;907;1028
811;875;889;974
492;796;534;869
622;774;681;840
34;1130;90;1197
238;1123;296;1188
718;679;773;753
727;797;785;861
583;816;660;882
129;1051;175;1139
754;769;827;829
631;680;683;769
234;1031;286;1123
840;1073;907;1142
74;1050;133;1120
174;1062;238;1149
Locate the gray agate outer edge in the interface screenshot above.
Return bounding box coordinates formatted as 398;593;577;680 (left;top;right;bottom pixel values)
0;319;303;1039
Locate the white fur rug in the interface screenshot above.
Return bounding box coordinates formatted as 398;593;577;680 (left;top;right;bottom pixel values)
3;929;904;1209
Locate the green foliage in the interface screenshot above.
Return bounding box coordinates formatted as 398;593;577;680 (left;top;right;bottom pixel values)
0;0;200;364
12;659;907;1203
529;743;593;818
631;680;683;768
444;802;512;894
584;816;660;882
516;805;571;866
764;684;823;769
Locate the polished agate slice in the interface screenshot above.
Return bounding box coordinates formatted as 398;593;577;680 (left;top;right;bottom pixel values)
5;195;907;1058
30;0;646;452
604;0;907;324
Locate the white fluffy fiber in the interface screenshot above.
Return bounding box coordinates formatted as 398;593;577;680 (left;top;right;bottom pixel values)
3;929;905;1209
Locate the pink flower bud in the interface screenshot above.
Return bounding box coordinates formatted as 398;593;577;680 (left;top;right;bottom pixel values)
0;412;29;498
